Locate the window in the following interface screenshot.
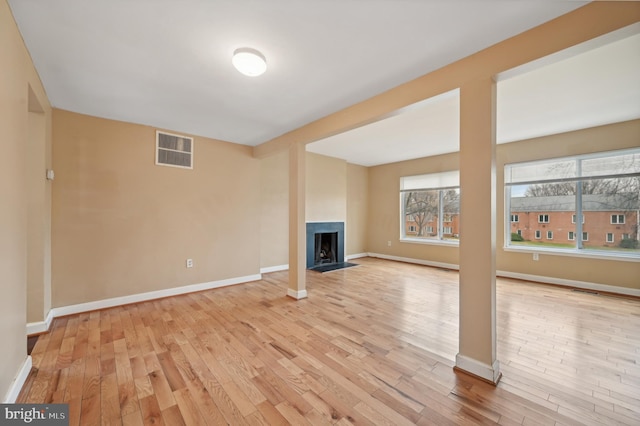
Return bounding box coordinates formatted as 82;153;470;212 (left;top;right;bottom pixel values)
511;214;519;222
401;171;460;243
571;214;584;224
611;214;625;224
517;230;522;236
408;225;416;232
505;148;639;257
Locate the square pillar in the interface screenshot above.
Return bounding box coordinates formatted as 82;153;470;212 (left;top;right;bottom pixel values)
456;77;500;384
288;142;307;299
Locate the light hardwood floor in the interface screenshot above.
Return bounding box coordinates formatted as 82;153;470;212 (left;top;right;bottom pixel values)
19;257;640;425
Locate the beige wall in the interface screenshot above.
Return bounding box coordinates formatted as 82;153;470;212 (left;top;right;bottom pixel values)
259;151;360;268
368;152;461;265
52;109;261;307
1;0;52;399
346;163;369;256
306;152;347;223
496;120;640;289
260;150;289;268
367;120;640;290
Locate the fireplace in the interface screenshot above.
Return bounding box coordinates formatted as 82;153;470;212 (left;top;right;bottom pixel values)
306;222;344;269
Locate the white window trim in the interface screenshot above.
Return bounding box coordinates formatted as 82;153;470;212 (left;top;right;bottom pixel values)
611;214;625;224
606;233;614;243
568;231;575;241
535;230;541;239
547;231;553;240
538;214;549;223
504;246;640;262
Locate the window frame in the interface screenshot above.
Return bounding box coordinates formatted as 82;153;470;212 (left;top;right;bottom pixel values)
504;148;639;261
400;171;460;246
606;233;614;243
611;214;625;224
538;214;550;223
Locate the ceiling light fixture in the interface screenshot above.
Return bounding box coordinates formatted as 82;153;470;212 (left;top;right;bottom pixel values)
232;47;267;77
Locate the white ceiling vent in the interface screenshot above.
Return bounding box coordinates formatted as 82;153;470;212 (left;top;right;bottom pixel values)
155;131;193;169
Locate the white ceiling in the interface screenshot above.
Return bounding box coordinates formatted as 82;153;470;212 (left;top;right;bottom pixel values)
9;0;588;149
309;26;640;166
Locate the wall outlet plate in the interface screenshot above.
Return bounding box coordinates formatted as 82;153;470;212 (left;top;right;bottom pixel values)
186;259;193;268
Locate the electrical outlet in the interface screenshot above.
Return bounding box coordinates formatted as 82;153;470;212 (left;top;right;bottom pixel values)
533;253;539;261
186;258;193;268
387;240;391;247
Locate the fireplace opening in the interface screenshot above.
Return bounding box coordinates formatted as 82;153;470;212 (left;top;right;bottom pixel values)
314;232;337;266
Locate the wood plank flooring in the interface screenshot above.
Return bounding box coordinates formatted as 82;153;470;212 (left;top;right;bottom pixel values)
19;257;640;425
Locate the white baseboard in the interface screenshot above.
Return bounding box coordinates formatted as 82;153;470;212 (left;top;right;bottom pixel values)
26;309;54;336
287;288;308;300
346;253;368;260
50;274;262;318
456;354;501;384
368;252;459;271
4;356;32;403
260;264;289;273
497;270;640;298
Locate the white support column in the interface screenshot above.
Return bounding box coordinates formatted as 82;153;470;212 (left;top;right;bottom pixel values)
287;142;307;299
456;77;500;384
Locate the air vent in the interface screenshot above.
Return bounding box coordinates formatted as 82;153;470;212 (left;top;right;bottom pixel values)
156;131;193;169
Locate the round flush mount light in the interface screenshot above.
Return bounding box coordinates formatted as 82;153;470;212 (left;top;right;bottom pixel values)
232;47;267;77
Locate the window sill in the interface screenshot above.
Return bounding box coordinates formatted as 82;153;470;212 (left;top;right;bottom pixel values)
400;237;459;247
503;245;640;262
